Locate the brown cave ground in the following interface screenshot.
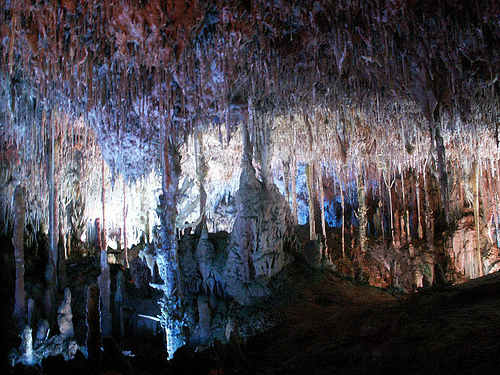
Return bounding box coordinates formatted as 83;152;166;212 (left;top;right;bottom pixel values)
236;268;500;375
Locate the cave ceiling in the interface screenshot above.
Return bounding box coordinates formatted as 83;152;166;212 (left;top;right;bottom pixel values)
1;0;500;199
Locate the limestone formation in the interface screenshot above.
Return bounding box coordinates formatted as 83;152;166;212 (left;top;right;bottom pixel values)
225;175;295;305
57;288;74;339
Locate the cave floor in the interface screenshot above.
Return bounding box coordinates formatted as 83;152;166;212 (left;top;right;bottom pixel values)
238;269;500;375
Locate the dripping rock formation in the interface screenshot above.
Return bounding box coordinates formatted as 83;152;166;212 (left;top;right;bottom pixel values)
0;0;500;374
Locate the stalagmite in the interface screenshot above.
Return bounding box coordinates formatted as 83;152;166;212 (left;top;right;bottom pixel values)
13;185;26;327
19;326;35;366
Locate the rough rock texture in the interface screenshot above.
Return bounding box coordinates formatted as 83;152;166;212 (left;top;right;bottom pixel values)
303;239;323;270
195;229;227;297
57;288;74;339
225;165;295;305
451;214;500;278
86;285;102;371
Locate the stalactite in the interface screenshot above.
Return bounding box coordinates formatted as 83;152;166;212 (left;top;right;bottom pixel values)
8;8;18;77
306;163;316;241
13;185;26;328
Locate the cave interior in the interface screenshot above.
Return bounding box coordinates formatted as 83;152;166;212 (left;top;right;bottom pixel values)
1;0;500;374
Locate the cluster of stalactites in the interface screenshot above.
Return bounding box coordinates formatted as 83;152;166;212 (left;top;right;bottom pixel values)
1;0;499;157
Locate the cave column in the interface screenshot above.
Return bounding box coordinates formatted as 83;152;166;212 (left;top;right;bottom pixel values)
123;180;129;268
384;170;396;249
416;172;425;239
424;169;434;252
357;161;367;253
86;285;102;374
195;130;207;230
433;124;450;225
473;161;484;278
45;110;58;323
340;176;346;258
291;158;298;225
13;185;26;327
283;158;291;208
99;158;112;338
317;164;328;257
153;134;185;359
306;162;317;241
